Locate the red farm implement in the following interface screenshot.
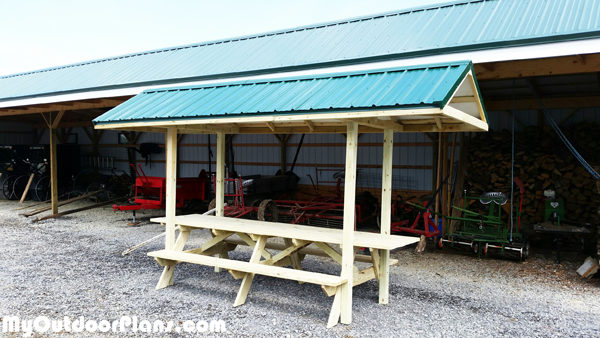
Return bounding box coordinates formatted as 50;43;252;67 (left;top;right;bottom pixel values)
113;164;209;223
216;174;368;230
391;201;441;239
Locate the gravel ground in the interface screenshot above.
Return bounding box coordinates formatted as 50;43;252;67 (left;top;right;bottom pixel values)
0;199;599;337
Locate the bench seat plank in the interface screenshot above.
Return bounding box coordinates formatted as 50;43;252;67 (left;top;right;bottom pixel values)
148;249;345;286
152;214;419;250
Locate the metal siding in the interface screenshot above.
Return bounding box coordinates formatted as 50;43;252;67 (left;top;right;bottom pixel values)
2;0;599;102
0;122;33;145
94;62;471;124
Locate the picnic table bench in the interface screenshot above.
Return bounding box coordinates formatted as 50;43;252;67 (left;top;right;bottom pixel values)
148;214;419;327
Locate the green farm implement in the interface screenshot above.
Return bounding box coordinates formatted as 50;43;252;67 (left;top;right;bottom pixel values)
441;178;528;260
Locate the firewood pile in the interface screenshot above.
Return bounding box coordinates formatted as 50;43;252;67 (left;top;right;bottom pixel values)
464;123;600;224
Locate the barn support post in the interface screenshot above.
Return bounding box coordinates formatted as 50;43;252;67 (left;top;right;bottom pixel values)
340;121;358;324
49;127;58;214
379;129;393;304
165;127;178;250
46;110;64;215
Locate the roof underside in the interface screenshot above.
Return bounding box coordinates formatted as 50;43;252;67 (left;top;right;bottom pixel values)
93;61;488;134
2;0;599;102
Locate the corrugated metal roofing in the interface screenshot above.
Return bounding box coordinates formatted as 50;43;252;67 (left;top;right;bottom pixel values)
3;0;600;102
93;61;474;124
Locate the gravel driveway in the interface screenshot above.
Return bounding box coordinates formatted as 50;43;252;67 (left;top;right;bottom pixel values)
0;200;599;337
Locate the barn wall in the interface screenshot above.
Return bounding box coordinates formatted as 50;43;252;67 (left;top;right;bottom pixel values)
0;121;34;145
73;130;435;192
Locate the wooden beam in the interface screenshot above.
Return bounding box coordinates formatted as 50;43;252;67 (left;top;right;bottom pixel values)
305;120;315;132
0;96;131;116
474;53;600;80
354;118;404;131
433;117;443;130
340;121;358;324
93;108;442;130
216;132;225;217
49;126;58;215
379;129;393;304
266;122;276;132
165;127;177;250
51;111;65;129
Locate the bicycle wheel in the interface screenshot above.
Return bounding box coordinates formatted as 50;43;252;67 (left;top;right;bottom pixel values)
3;175;17;200
11;175;29;201
32;175;50;202
1;175;15;199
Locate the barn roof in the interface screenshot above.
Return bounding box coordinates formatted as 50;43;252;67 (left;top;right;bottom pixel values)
1;0;599;103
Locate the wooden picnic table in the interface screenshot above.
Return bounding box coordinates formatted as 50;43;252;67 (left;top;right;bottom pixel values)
149;214;418;327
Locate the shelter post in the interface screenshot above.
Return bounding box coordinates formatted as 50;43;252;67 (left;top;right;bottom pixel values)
379;129;393;304
340;121;358;324
216;132;225;217
165;127;178;250
214;132;226;272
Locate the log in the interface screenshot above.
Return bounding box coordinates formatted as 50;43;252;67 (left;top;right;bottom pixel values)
21;190;102;217
463;122;600;224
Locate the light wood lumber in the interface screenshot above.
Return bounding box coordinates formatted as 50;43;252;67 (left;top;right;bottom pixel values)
165;127;177;250
234;235;267;306
148;249;345;286
340;121;358;324
151;214;420;250
19;174;35;203
223;238;376;263
327;286;342;328
379;129;393;304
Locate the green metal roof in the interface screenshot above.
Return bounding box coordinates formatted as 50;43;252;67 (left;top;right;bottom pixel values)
93;61;481;125
2;0;600;103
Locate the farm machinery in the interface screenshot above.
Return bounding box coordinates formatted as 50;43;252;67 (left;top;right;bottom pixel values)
391;200;441;244
214;171;375;230
441;178;528;260
113;164;210;222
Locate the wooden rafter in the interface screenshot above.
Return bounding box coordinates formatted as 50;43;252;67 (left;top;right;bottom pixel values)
474;53;600;80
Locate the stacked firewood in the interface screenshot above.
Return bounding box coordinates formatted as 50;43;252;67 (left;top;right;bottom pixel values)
464;123;600;224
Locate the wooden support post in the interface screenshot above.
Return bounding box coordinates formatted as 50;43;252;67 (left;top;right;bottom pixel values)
215;132;226;272
340;121;358;324
379;129;393;304
49;125;59;215
216;132;226;218
165;128;177;250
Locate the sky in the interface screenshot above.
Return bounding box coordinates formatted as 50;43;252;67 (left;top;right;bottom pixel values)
0;0;446;76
